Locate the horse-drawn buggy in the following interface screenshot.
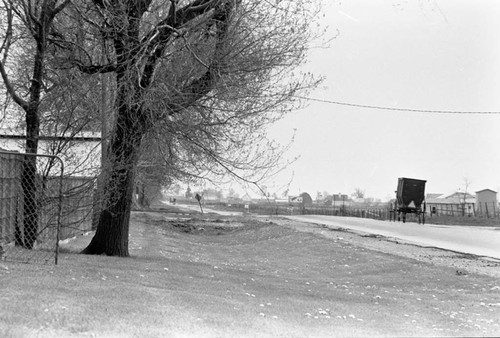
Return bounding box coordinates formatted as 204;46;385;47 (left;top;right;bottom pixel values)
391;177;427;224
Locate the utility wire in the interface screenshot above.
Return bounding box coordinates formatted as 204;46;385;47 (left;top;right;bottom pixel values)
293;96;500;115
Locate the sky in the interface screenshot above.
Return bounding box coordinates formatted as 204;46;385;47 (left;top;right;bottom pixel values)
1;1;498;202
262;0;500;201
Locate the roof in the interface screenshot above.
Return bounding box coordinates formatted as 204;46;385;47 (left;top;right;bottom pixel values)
443;192;475;200
426;191;475;205
475;189;497;194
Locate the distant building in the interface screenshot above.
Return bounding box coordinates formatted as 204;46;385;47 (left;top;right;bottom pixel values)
201;190;219;202
444;192;475;203
425;193;443;200
476;189;497;204
299;192;313;207
241;193;253;203
288;192;313;207
475;189;497;216
425;192;475;216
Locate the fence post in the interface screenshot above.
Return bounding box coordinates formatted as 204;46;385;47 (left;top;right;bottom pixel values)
55;158;64;265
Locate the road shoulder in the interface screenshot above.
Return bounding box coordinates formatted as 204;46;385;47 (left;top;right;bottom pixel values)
270;217;500;278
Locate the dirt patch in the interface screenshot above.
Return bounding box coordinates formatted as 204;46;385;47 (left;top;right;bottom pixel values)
137;212;249;236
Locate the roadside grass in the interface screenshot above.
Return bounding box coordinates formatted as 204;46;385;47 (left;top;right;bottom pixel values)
1;210;499;337
424;215;500;227
387;209;499;227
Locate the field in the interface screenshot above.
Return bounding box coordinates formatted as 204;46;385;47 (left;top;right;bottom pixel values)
1;205;499;337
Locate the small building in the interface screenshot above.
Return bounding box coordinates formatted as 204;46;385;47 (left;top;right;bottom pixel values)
299;192;313;207
476;189;497;205
475;189;497;217
328;194;351;207
288;192;313;207
201;190;220;202
425;192;475;216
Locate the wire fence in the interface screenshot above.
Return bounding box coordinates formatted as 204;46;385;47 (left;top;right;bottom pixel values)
0;151;95;264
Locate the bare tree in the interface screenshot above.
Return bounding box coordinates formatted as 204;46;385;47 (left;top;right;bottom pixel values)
461;177;471;216
351;188;365;199
0;0;72;248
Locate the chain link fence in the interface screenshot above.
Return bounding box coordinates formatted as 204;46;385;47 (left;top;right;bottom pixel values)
0;151;64;264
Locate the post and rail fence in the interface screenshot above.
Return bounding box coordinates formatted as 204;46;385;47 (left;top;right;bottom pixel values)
206;200;499;225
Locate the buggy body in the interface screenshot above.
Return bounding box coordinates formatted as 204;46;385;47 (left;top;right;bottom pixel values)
393;177;427;223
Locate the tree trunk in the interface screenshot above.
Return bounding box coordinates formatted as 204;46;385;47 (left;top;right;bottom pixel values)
17;4;47;248
81;168;135;256
81;139;139;256
92;71;115;230
82;98;144;256
20;101;41;249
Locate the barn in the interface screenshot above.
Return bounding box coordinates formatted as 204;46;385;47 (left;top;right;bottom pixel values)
288;192;313;207
299;192;313;207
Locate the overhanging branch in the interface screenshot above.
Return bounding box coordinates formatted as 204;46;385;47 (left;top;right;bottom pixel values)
71;60;117;74
145;0;234;114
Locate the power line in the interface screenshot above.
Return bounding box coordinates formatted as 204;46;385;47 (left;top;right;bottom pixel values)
293;96;500;115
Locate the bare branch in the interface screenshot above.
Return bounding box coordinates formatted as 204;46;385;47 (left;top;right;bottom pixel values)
69;59;117;74
0;61;29;109
53;0;72;17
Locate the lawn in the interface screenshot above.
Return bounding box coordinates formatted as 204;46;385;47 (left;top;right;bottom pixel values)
1;207;499;337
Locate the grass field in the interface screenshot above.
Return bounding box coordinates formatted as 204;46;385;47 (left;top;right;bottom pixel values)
1;206;499;337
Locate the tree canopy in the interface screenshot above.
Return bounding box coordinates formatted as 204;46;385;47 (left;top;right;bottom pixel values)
1;0;323;256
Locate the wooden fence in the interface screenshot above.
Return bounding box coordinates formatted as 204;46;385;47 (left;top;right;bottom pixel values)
0;152;95;244
427;202;498;218
206;200;499;223
0;152;23;244
475;202;498;218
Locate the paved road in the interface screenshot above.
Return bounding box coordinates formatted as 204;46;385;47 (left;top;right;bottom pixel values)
285;215;500;260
